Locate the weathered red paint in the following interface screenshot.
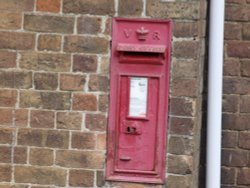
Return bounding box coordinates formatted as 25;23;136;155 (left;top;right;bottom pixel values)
106;18;172;184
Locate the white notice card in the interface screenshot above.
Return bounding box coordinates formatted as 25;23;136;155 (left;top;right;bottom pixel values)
129;77;148;117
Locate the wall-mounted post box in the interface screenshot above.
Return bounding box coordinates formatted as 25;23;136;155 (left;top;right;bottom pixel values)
106;18;172;184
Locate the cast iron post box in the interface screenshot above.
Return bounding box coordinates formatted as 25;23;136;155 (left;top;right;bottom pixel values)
106;18;172;184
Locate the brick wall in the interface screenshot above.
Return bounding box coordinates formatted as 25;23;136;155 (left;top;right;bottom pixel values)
0;0;207;187
222;0;250;187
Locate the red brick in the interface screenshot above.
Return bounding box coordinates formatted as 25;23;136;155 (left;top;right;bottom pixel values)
97;133;106;150
19;90;41;108
0;31;35;50
85;114;107;131
14;147;27;164
222;131;238;148
118;0;143;16
14;109;28;127
73;55;98;73
224;113;250;131
15;166;66;186
223;78;250;95
96;171;105;187
18;128;69;149
63;0;114;15
171;79;197;97
24;14;74;34
226;0;246;4
0;146;11;163
222;149;248;166
222;113;250;131
100;57;110;74
72;93;97;111
71;132;95;149
227;41;250;58
174;21;198;38
0;109;13;126
104;18;111;35
20;52;71;72
20;91;71;110
201;0;208;20
170;98;196;117
89;75;109;92
172;59;198;78
168;136;194;155
56;112;82;130
240;96;250;113
166;175;191;188
0;71;32;89
239;132;250;149
146;1;199;19
222;95;239;113
45;130;69;149
0;51;16;68
37;0;61;13
38;34;61;51
0;89;17;107
167;155;192;175
199;20;207;37
225;5;250;21
30;148;53;166
56;150;104;169
221;167;236;185
0;164;11;182
224;22;242;40
0;128;13;144
30;110;55;129
18;128;43;147
173;41;199;59
241;60;250;77
244;25;250;40
60;74;85;91
34;73;58;90
238;168;250;185
77;16;102;34
169;117;194;136
64;36;109;54
99;94;109;112
0;0;34;12
0;12;22;29
224;59;240;76
69;170;94;187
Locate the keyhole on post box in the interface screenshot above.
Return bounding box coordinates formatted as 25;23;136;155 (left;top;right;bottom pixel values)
127;126;136;133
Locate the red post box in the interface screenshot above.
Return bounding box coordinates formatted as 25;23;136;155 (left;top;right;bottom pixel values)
106;18;172;184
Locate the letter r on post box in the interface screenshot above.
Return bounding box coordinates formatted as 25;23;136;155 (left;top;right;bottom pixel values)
106;18;172;184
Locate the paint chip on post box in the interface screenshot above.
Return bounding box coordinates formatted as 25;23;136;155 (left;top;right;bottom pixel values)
106;18;172;184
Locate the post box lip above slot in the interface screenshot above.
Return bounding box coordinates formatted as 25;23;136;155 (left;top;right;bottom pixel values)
117;43;166;53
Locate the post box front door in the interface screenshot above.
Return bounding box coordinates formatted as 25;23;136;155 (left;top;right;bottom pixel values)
106;18;172;184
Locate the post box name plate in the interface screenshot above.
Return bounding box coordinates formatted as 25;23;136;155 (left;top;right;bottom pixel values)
129;77;148;117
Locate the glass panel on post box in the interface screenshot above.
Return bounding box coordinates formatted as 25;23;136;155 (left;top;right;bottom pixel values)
129;77;148;118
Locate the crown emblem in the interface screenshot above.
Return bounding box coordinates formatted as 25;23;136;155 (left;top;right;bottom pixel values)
136;27;149;41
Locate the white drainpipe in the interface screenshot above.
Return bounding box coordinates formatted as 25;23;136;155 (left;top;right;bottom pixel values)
206;0;225;188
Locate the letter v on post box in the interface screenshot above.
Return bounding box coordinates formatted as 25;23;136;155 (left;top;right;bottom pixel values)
106;18;172;184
